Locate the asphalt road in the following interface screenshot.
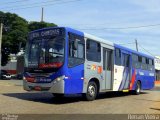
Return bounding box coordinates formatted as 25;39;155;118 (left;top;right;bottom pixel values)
0;80;160;114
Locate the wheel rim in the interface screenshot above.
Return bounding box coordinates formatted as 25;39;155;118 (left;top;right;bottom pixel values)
88;84;96;97
137;83;140;93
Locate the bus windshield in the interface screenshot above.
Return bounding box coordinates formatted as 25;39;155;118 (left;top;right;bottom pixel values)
28;36;65;69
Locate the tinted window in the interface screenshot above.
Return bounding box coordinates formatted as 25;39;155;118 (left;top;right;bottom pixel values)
142;57;146;63
86;39;101;62
132;54;141;69
77;43;84;58
107;51;112;70
68;33;85;67
148;59;154;71
115;48;121;65
152;60;154;65
132;54;138;61
123;54;129;67
149;59;152;65
138;56;142;62
146;58;149;64
103;48;112;70
132;54;154;70
141;57;147;70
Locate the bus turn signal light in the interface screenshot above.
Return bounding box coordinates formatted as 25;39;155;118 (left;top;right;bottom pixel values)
26;77;35;83
98;66;102;74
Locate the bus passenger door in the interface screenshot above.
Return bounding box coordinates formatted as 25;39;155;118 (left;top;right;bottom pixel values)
103;48;113;90
120;52;131;90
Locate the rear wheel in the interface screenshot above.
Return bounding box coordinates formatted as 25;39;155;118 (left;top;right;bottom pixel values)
134;81;141;95
84;81;97;101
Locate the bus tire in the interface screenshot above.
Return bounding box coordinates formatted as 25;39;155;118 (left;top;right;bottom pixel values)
134;81;141;95
84;81;97;101
52;93;64;98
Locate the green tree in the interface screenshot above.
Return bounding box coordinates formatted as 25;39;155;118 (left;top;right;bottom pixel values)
4;12;28;53
0;11;57;66
28;21;57;31
1;11;28;66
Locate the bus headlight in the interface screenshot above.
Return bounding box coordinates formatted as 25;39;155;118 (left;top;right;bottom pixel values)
23;76;26;80
54;75;65;83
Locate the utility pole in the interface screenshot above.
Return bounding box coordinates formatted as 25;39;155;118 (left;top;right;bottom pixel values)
41;7;44;22
135;39;138;52
0;23;3;76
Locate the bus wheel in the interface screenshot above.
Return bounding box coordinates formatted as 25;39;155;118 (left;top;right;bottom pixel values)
134;81;141;95
84;81;97;101
52;93;64;98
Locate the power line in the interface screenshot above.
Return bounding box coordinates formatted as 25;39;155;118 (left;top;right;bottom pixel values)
138;43;155;57
1;0;83;11
79;23;160;30
60;21;126;26
0;0;60;10
118;41;155;57
0;0;30;5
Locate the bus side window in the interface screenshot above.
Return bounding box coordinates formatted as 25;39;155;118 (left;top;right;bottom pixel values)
152;59;154;66
115;48;121;65
132;54;144;69
68;33;85;67
132;54;138;68
123;54;129;67
137;56;142;69
86;39;101;62
142;57;147;70
148;59;154;71
146;58;149;70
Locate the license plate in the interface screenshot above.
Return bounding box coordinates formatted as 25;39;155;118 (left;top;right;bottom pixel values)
36;78;51;83
34;86;41;91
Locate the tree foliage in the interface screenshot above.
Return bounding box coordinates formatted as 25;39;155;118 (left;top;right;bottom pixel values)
0;11;57;66
28;21;57;31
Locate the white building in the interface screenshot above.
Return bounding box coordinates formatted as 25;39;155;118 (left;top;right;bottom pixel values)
155;56;160;70
155;56;160;81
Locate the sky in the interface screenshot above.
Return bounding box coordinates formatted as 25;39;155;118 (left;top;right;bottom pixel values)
0;0;160;56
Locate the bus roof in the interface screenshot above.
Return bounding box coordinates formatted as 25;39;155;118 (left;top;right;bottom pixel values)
64;27;114;47
84;33;113;46
29;26;154;59
115;44;154;59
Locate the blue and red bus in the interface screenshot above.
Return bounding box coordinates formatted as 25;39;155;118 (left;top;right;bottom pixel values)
23;27;155;101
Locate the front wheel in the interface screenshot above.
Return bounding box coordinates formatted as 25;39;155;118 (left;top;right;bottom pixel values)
83;81;98;101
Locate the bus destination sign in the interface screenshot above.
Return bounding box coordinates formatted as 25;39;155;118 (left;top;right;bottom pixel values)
29;28;64;40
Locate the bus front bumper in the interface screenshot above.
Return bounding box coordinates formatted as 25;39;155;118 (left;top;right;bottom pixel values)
23;79;64;93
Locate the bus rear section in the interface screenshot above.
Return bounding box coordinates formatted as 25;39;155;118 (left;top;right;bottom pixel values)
113;45;155;95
